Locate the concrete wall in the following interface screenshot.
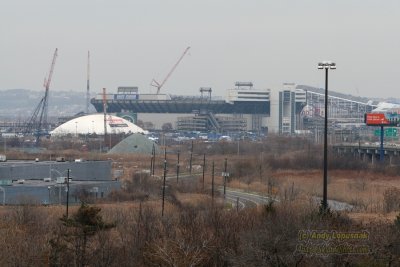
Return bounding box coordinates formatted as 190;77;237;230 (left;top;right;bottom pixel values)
1;180;120;205
0;161;112;181
265;88;280;133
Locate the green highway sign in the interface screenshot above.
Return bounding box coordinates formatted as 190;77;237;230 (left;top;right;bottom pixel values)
374;128;398;137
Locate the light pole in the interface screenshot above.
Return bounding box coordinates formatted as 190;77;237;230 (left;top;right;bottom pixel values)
318;61;336;212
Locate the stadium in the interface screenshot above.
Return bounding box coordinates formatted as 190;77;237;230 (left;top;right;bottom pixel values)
90;83;377;142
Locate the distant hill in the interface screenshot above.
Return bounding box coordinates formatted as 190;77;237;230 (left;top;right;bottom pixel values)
0;89;94;120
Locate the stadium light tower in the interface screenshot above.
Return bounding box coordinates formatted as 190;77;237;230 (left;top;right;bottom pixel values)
318;61;336;212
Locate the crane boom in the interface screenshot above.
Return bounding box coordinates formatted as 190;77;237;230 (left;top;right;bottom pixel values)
38;48;58;136
151;46;190;94
86;51;90;114
24;48;58;145
44;48;58;91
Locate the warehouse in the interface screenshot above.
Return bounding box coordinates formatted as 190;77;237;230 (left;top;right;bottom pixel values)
0;159;120;205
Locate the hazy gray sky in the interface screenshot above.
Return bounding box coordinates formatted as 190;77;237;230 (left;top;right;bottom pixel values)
1;0;399;99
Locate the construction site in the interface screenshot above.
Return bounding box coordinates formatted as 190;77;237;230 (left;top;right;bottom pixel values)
0;46;385;148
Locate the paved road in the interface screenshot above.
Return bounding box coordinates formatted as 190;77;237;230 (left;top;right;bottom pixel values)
313;197;354;211
154;172;202;181
220;188;353;212
219;188;277;210
155;173;354;212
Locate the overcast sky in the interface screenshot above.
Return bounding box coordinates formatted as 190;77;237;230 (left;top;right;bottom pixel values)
1;0;399;99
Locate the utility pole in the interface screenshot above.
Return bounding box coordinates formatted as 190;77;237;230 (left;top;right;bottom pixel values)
151;144;155;176
211;161;215;201
223;158;227;197
176;151;180;183
66;169;70;218
102;88;107;149
161;159;167;217
202;154;206;190
380;126;384;162
189;140;193;175
150;144;154;175
237;137;240;156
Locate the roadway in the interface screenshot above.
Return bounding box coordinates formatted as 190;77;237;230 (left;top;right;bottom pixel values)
220;188;276;209
220;188;353;212
156;173;353;212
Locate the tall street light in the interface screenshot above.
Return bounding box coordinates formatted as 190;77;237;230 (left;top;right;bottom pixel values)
318;61;336;212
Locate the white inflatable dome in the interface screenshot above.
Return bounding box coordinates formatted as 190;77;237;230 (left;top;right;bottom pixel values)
50;114;146;136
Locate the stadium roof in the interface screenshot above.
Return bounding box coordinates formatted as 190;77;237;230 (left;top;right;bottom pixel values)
50;114;146;136
372;102;400;113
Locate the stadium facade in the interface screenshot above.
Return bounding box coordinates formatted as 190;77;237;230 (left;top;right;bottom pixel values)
90;84;377;135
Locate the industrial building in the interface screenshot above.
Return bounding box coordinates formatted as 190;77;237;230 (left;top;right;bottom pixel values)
0;160;120;205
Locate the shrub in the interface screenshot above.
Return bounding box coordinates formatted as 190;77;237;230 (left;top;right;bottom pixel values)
383;187;400;213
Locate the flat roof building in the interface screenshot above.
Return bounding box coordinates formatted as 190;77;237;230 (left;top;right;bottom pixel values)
0;160;120;205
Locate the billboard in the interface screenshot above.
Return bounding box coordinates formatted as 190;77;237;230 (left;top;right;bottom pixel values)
107;117;128;128
365;113;400;126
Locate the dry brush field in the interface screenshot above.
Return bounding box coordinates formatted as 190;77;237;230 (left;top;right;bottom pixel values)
1;136;400;266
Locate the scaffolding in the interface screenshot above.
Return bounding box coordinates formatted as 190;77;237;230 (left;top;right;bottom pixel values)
177;114;246;133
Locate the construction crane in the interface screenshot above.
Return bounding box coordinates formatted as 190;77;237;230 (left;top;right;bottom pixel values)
102;88;107;139
102;87;115;150
86;51;90;114
25;48;58;145
151;46;190;94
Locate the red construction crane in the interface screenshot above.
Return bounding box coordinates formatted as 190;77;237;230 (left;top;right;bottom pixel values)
151;46;190;94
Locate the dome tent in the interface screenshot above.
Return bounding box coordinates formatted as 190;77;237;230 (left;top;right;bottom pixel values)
108;133;160;155
50;114;146;136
